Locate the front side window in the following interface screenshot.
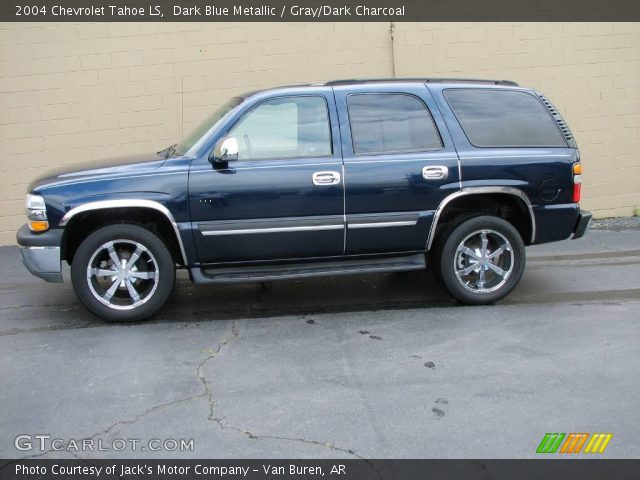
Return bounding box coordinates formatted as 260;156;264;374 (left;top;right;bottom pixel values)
229;96;332;160
347;93;443;155
444;89;567;148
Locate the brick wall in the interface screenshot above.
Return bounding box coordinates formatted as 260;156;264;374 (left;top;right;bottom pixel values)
0;21;639;245
393;22;640;220
0;22;393;245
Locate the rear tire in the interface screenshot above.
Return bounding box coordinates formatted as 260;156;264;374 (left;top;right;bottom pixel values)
435;215;525;305
71;224;175;322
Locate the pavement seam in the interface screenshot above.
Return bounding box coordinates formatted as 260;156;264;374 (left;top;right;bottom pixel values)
528;250;640;262
586;236;624;252
0;303;77;311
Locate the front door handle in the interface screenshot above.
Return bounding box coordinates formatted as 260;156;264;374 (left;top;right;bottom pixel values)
312;171;341;186
422;165;449;180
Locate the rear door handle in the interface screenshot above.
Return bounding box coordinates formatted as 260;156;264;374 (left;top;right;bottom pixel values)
422;166;449;180
312;171;341;186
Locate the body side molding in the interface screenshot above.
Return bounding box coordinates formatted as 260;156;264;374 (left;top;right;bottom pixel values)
59;199;188;265
426;186;536;250
202;225;343;236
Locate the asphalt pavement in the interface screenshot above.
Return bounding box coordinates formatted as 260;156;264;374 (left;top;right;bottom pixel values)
1;219;639;459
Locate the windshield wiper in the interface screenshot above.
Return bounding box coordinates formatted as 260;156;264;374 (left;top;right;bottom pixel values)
157;143;178;159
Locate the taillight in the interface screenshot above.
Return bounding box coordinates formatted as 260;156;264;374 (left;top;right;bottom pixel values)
572;163;582;203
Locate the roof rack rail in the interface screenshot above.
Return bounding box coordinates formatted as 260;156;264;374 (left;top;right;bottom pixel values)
325;78;519;87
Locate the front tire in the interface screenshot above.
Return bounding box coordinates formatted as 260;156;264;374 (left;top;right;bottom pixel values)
436;215;525;305
71;224;175;322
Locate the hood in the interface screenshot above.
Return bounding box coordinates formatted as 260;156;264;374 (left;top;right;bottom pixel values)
29;152;167;192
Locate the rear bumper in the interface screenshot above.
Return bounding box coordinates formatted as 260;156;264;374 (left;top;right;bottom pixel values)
572;210;592;240
16;224;63;283
532;204;593;244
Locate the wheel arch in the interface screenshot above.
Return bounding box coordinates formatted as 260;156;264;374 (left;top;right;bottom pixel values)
59;200;188;266
426;187;536;250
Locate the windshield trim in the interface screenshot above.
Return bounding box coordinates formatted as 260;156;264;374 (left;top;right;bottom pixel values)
179;96;246;158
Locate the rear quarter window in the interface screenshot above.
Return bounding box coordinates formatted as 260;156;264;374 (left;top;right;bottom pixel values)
444;89;567;148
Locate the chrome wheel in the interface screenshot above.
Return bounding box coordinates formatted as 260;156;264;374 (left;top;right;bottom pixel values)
454;229;514;294
86;239;159;311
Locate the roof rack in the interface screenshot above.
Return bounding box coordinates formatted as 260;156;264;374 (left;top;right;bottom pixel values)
325;78;519;87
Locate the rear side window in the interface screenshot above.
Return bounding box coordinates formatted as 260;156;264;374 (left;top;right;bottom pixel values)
347;93;442;155
444;89;567;148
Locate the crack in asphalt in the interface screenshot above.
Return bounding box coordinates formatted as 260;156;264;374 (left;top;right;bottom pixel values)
2;322;239;462
83;394;207;445
195;319;383;478
5;394;206;463
196;319;240;423
16;319;378;469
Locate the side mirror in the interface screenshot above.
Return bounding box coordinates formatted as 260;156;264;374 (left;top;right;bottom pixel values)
210;136;239;164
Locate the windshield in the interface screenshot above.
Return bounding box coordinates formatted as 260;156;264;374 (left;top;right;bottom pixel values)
175;96;244;156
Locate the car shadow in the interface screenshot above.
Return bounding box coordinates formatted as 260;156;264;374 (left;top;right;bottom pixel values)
153;269;456;323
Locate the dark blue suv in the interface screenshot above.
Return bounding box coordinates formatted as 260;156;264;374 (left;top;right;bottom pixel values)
17;78;592;321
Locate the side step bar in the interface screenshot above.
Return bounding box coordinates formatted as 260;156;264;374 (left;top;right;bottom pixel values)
190;254;426;284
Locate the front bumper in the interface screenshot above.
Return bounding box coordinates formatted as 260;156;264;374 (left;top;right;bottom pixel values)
16;224;63;283
572;210;592;240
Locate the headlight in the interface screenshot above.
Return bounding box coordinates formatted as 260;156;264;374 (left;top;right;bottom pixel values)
26;194;49;232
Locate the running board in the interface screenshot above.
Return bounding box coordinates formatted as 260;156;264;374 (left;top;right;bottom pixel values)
190;254;426;284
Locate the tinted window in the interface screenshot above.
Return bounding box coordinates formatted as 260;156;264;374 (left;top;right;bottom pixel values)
445;89;567;147
347;94;442;155
229;96;331;160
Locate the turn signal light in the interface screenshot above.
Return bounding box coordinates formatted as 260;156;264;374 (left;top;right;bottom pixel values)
26;194;49;232
29;220;49;232
572;163;582;175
